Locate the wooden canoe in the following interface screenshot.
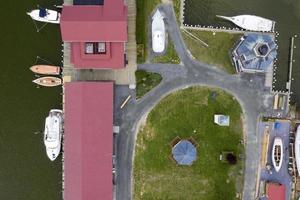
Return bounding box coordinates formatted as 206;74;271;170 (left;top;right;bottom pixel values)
33;76;62;87
30;65;60;75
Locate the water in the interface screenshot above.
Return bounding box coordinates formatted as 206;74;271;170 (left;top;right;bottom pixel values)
184;0;300;104
0;1;62;199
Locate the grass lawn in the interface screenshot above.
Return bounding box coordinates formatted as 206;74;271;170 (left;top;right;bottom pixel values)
135;70;162;99
136;0;181;64
134;87;244;200
182;29;242;74
152;38;180;64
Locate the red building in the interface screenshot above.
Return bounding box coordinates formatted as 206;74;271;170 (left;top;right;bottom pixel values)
266;182;285;200
64;82;114;200
60;1;127;69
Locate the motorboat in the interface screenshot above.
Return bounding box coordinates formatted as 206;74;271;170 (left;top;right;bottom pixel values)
44;109;63;161
272;137;283;172
33;76;61;87
216;15;275;32
152;9;165;53
27;8;60;24
295;126;300;175
30;65;61;75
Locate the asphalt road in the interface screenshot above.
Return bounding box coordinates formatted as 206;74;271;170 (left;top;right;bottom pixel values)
115;4;274;200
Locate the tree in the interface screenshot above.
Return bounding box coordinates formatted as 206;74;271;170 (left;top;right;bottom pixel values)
226;153;237;165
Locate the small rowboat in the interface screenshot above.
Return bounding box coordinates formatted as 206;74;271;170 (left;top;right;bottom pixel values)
33;76;61;87
30;65;61;75
272;137;283;172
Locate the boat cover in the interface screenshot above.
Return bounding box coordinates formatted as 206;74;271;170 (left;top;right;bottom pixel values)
39;8;47;18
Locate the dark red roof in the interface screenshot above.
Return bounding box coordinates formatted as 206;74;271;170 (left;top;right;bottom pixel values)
60;5;127;42
71;42;125;69
64;82;113;200
267;183;285;200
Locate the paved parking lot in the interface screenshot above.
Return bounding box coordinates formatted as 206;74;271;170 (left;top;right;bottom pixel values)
258;121;292;200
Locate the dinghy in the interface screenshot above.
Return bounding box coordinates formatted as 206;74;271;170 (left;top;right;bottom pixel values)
30;65;61;75
33;76;61;87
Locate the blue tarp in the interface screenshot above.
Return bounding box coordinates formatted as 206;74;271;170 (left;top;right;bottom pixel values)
39;8;47;18
172;140;196;165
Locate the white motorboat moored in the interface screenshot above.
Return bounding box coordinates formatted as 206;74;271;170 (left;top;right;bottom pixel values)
152;9;165;53
216;15;275;32
44;109;63;161
27;8;60;24
272;137;283;172
295;126;300;175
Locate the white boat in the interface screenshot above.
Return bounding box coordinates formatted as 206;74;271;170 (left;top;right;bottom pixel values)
152;9;165;53
216;15;275;32
295;126;300;175
27;8;60;24
272;137;283;172
44;109;63;161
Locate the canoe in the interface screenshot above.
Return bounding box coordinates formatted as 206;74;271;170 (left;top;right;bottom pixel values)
33;76;61;87
30;65;60;75
216;15;275;32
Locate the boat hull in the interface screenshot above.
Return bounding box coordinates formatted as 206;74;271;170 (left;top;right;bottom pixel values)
152;9;165;53
33;76;62;87
44;109;63;161
216;15;275;32
30;65;61;75
272;137;283;172
27;9;60;24
295;126;300;175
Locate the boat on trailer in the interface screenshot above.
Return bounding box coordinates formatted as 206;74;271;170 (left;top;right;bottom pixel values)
33;76;61;87
152;9;166;53
30;65;61;75
295;126;300;175
272;137;283;172
216;15;275;32
27;8;60;24
44;109;63;161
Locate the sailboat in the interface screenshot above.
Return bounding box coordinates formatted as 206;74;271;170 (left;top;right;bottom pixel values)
216;15;275;32
27;8;60;24
272;137;283;172
152;9;166;53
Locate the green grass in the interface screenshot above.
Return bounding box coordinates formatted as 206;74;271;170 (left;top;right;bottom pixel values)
136;0;181;64
182;29;241;74
135;70;163;99
152;38;180;64
134;87;244;200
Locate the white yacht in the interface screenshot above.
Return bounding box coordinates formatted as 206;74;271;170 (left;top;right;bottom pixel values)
44;109;63;161
295;126;300;175
216;15;275;32
272;137;283;172
152;9;165;53
27;8;60;24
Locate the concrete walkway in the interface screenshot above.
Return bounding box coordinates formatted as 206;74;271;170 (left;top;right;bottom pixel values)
115;3;274;200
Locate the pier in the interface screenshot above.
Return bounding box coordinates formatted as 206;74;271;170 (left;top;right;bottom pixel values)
286;36;295;93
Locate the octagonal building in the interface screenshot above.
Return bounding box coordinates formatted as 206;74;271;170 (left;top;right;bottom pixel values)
232;33;277;73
